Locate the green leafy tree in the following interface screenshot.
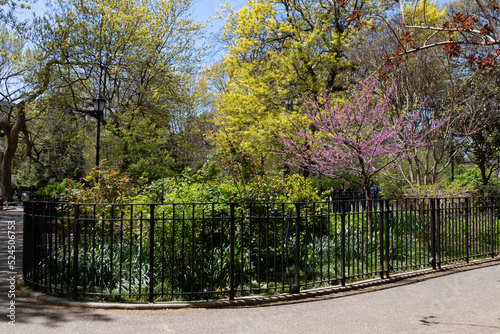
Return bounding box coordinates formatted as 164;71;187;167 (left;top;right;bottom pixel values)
458;76;500;185
32;0;208;172
0;23;62;201
2;0;210;200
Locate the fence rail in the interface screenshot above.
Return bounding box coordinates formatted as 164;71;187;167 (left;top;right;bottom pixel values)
23;197;500;303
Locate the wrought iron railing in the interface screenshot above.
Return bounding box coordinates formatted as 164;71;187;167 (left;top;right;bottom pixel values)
23;197;500;303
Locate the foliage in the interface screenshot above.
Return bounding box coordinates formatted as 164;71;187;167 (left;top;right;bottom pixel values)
212;138;264;184
452;166;500;197
38;158;321;206
24;0;209;181
12;106;90;190
365;0;500;190
39;164;145;203
402;182;476;199
144;169;320;205
36;177;81;199
214;0;395;159
384;166;500;198
346;0;500;190
0;22;66;200
75;166;143;204
1;0;212;202
459;86;500;186
390;0;500;70
454;166;495;187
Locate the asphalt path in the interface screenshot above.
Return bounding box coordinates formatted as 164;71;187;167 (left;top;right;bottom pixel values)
1;208;499;334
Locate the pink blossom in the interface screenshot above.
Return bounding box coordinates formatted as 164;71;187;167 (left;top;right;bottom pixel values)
274;79;444;198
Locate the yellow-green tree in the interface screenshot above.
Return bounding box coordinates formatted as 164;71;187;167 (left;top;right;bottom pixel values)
0;0;33;27
214;0;395;160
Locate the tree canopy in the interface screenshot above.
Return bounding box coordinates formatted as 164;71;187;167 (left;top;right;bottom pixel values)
1;0;499;201
215;0;396;157
1;0;210;199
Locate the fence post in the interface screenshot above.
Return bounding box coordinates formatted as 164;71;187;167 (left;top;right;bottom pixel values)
340;203;346;287
465;198;469;263
430;199;436;270
490;198;495;258
384;200;391;278
379;199;385;279
229;203;236;300
292;203;301;293
36;201;43;284
436;198;441;269
32;201;40;284
22;201;31;283
149;204;155;303
72;204;80;300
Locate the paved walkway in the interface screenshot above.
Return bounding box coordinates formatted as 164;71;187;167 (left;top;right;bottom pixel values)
1;208;499;333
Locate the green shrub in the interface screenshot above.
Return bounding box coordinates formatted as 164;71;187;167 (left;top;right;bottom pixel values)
37;164;146;204
402;182;476;198
143;171;320;205
452;167;500;197
453;167;500;187
36;178;81;199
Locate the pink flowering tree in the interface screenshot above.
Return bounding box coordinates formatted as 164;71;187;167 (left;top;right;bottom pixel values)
274;80;442;232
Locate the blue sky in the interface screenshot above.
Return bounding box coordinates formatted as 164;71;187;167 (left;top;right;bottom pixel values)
193;0;247;21
24;0;451;16
19;0;452;64
24;0;451;31
24;0;248;22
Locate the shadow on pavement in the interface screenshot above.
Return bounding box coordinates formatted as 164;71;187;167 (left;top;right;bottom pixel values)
0;292;114;328
419;315;500;331
1;208;112;328
246;260;500;309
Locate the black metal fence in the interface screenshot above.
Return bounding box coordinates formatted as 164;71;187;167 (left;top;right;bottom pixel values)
23;197;500;303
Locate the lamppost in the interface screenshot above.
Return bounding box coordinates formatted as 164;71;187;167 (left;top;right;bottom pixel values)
93;94;106;167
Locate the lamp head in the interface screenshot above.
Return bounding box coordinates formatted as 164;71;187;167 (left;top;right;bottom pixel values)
93;94;106;113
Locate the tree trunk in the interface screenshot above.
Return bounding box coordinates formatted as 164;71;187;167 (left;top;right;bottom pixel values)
480;165;490;186
364;185;373;236
477;149;490;186
0;155;13;201
0;102;28;202
282;164;290;181
0;124;19;202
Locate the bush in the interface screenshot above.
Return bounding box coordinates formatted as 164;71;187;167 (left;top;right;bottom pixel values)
452;167;500;197
36;178;81;199
143;171;320;205
71;166;145;203
402;182;476;198
36;156;324;207
37;164;145;204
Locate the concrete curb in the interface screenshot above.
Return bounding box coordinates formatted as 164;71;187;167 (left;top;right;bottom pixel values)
17;257;500;310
